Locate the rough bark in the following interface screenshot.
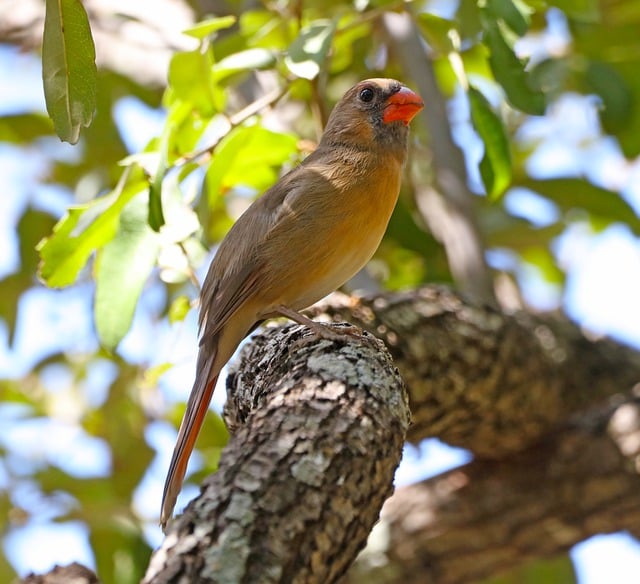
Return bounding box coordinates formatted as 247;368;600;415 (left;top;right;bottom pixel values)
347;396;640;583
310;286;640;456
142;325;410;584
20;562;98;584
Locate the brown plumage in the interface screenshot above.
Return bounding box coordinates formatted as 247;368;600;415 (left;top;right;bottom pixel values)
160;78;423;528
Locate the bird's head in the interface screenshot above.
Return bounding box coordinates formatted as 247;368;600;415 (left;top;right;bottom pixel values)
321;78;423;153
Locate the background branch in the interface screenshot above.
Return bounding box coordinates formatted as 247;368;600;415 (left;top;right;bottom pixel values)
348;396;640;583
382;11;496;306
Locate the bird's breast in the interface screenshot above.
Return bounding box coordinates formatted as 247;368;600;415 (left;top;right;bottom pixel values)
261;159;402;313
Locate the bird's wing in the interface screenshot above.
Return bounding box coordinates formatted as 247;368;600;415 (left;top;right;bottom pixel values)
197;169;305;343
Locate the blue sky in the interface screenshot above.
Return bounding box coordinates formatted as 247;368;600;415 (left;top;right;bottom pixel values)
1;22;640;581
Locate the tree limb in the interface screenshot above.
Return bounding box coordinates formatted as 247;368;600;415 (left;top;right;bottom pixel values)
348;395;640;583
143;325;409;584
310;287;640;456
20;563;98;584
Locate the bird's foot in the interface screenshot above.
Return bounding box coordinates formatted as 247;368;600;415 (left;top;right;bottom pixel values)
276;305;365;344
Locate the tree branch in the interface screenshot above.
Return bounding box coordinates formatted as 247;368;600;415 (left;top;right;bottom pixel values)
348;395;640;583
310;287;640;456
21;563;98;584
143;325;409;583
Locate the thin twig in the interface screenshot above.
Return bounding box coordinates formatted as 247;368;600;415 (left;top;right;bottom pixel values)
174;85;290;169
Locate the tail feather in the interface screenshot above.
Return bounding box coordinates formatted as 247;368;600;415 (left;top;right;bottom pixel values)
160;352;218;530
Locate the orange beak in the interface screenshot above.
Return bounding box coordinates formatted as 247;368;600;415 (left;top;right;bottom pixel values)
383;86;424;126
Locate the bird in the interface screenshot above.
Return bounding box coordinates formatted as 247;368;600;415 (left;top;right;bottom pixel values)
160;78;423;528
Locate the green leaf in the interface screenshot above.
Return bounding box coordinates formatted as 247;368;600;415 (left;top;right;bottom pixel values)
285;20;335;80
0;113;54;143
373;242;429;291
148;102;195;231
182;15;236;39
486;0;531;36
206;125;298;203
213;48;277;81
240;10;290;50
37;170;147;287
42;0;97;143
141;363;174;390
0;209;56;343
148;162;167;232
518;178;640;235
416;13;456;53
481;16;545;115
468;86;512;199
585;61;633;133
330;18;371;74
386;198;440;257
522;246;565;284
94;193;161;350
168;295;191;324
168;49;217;116
550;0;599;22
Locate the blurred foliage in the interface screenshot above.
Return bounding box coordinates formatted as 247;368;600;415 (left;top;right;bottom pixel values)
1;0;639;582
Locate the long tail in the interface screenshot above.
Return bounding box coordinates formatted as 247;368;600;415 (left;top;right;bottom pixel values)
160;349;218;530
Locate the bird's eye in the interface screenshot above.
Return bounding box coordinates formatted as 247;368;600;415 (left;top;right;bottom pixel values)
359;87;375;103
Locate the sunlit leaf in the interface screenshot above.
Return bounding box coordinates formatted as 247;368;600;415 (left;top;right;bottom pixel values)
485;215;565;250
42;0;96;143
468;86;512;199
141;363;174;390
147;102;195;232
372;243;428;291
94;193;161;350
331;18;371;73
37;171;147;287
417;13;456;53
285;20;335;80
168;295;192;324
168;49;217;116
206;125;297;203
240;10;290;50
90;522;151;584
213;48;277;81
0;113;53;143
456;0;483;40
182;15;236;39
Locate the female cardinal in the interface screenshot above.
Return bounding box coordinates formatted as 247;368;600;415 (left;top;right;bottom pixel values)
161;78;423;527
